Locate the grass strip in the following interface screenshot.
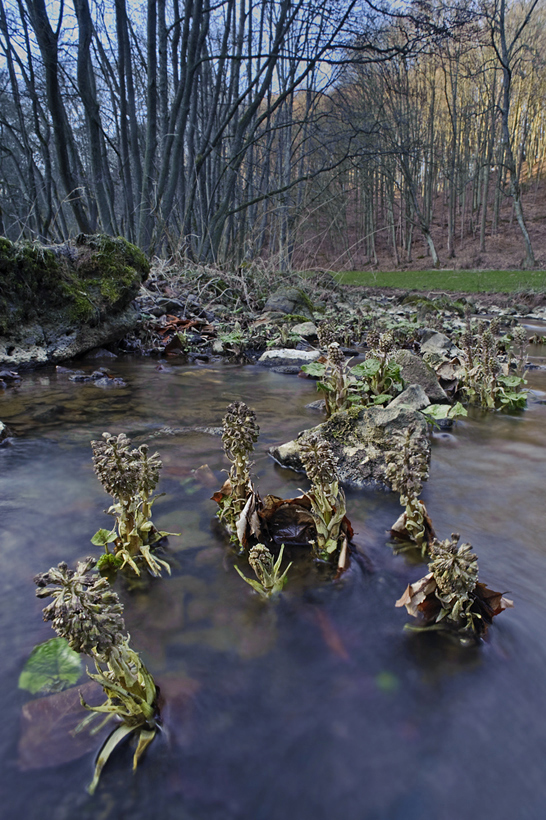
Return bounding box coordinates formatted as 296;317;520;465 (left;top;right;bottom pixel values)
333;270;546;293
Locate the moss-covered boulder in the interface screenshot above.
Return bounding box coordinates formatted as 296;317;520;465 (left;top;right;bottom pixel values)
0;234;149;367
269;403;430;489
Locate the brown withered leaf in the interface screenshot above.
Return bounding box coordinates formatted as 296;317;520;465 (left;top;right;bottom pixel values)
259;494;316;547
474;583;514;619
211;477;232;504
236;491;263;549
390;502;436;547
395;572;436;617
18;681;110;771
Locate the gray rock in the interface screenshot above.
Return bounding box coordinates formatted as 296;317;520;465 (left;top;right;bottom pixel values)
393;350;448;402
388;384;430;412
305;399;327;412
0;421;11;442
291;321;317;338
263;287;314;319
269;403;430;489
258;348;321;368
419;330;453;356
0;307;139;369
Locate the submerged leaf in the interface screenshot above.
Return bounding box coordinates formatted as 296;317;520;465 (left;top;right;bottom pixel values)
18;681;107;770
18;637;83;695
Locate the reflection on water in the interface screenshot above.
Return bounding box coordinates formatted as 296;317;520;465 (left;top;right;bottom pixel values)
1;358;546;820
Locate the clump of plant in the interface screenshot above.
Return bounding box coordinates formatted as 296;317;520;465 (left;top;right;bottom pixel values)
396;533;513;640
213;401;260;542
385;425;434;555
91;432;173;577
511;325;528;377
352;330;404;402
317;318;338;349
299;432;349;565
459;312;526;410
34;557;159;794
302;337;403;416
235;544;292;598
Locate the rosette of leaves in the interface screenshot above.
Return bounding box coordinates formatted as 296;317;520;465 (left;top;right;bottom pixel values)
396;533;513;640
298;433;350;567
34;557;159;794
91;432;174;577
302;339;403;417
385;425;434;555
213;401;260;543
235;544;292;598
350;331;404;405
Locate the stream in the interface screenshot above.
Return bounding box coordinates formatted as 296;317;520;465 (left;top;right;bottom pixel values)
1;354;546;820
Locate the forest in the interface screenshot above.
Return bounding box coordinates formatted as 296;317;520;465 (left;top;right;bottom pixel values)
0;0;544;269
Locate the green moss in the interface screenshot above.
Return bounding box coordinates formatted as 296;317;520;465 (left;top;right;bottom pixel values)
0;234;150;331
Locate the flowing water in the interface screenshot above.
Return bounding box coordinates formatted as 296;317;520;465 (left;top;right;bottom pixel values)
1;354;546;820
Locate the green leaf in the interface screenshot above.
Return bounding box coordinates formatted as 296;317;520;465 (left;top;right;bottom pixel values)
301;362;326;378
351;359;381;378
449;401;467;418
91;528;117;546
498;375;524;388
372;394;391;405
19;637;83;695
422;404;452;420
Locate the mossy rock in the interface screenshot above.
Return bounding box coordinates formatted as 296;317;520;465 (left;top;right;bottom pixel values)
269;404;430;489
0;234;149;366
0;234;149;333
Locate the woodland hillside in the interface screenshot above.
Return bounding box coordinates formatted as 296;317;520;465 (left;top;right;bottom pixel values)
0;0;545;270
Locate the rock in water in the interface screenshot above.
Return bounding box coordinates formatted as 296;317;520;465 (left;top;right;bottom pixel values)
393;350;448;402
269;404;430;489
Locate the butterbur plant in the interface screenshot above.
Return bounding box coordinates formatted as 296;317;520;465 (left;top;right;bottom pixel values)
34;557;159;794
302;338;403;417
91;432;173;577
299;433;348;563
396;533;513;640
385;425;434;555
459;312;526;411
235;544;292;598
214;401;260;541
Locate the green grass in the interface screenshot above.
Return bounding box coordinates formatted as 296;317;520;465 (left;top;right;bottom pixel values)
333;270;546;293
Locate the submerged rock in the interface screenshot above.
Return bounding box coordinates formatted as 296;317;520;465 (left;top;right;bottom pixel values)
269;404;430;489
0;234;149;368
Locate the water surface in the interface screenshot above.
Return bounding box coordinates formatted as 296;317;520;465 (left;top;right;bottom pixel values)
1;357;545;820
